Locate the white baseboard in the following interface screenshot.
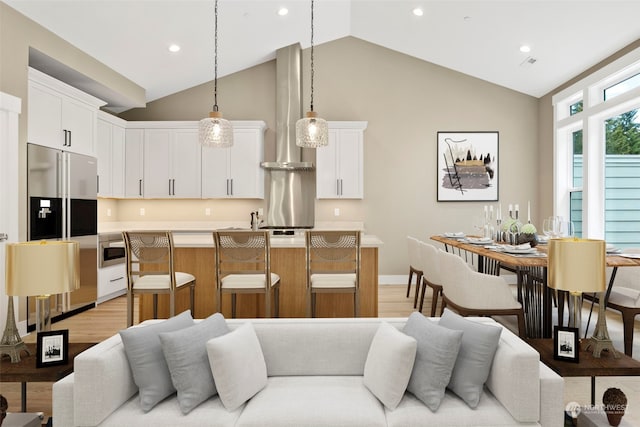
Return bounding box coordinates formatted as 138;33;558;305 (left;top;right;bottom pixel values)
378;275;409;285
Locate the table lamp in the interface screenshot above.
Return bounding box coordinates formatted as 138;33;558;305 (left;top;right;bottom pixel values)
548;238;617;358
0;241;79;363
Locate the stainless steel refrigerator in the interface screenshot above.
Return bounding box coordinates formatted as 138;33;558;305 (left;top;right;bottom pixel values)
27;143;97;330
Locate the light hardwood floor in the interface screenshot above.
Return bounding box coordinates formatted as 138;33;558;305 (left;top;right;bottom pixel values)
1;285;638;425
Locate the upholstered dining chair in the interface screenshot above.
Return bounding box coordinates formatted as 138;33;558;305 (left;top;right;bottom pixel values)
214;230;280;318
306;230;361;317
123;231;196;326
406;236;424;309
417;241;443;316
437;248;526;337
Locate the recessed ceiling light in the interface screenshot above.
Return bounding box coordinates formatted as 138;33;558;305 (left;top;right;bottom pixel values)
168;44;181;53
412;8;424;17
520;45;531;53
278;7;288;16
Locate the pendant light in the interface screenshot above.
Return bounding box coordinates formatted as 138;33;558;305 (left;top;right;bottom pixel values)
296;0;328;148
199;0;233;148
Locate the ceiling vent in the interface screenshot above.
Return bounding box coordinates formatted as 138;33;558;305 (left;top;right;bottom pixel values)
520;56;537;67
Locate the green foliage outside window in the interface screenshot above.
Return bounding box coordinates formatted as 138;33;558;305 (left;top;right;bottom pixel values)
606;110;640;154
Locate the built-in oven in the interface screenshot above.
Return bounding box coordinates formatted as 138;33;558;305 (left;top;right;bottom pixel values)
99;233;125;268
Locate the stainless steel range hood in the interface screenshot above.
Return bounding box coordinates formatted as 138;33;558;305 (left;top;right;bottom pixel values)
261;43;315;229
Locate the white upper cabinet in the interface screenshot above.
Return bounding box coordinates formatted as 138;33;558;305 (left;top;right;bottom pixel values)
202;121;266;199
28;68;105;157
97;111;125;198
127;122;202;198
124;129;144;198
316;121;367;199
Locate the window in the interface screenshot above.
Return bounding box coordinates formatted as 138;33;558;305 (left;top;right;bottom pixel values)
553;47;640;246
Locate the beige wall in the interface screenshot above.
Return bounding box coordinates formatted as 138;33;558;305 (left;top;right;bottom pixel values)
0;2;144;241
118;37;540;275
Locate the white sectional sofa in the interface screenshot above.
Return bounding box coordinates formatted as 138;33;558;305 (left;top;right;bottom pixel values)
53;315;564;427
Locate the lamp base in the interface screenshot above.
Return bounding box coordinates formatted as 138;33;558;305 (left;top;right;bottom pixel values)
0;297;31;363
583;291;620;358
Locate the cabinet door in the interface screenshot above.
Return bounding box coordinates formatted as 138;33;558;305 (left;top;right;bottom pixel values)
111;125;125;198
335;129;363;199
62;98;96;156
124;129;144;198
28;83;64;150
228;129;264;198
171;129;201;198
97;119;112;197
201;146;230;198
143;129;172;198
316;129;340;199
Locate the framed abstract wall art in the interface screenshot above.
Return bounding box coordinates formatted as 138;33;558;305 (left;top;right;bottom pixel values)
437;131;499;202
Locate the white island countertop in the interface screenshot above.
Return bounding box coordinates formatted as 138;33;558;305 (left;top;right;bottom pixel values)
98;221;383;248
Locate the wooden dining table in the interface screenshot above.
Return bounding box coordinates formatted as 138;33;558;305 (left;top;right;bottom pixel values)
430;235;640;338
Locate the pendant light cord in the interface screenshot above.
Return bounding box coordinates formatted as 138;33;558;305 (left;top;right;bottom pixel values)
213;0;219;112
310;0;315;113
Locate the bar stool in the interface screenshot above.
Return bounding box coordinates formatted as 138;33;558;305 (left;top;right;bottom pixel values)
305;230;361;317
123;231;196;326
214;230;280;318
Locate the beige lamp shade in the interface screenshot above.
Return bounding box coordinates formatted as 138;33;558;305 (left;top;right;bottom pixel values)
5;241;80;296
548;238;606;293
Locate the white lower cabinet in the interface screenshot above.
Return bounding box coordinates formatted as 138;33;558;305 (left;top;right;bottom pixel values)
97;264;127;304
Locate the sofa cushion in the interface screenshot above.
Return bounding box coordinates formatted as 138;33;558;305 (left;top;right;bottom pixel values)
236;376;387;427
386;389;523;427
439;309;502;408
363;322;417;410
97;392;243;427
207;322;267;411
119;310;194;411
403;312;463;411
159;312;230;414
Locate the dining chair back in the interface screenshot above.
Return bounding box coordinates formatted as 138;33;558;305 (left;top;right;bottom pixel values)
123;230;196;326
306;230;361;317
417;241;443;316
214;230;280;318
438;248;526;337
406;236;424;308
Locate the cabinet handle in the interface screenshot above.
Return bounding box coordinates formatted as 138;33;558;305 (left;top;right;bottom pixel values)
340;179;343;196
139;179;143;196
230;179;233;196
169;179;172;195
173;179;176;195
68;130;72;147
110;277;125;283
226;179;230;196
63;129;68;147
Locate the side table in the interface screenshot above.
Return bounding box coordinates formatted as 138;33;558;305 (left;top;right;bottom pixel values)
527;339;640;405
1;342;94;412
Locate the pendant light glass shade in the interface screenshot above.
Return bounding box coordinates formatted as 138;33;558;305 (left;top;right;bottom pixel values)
296;0;328;148
199;111;233;148
296;111;328;147
199;0;233;148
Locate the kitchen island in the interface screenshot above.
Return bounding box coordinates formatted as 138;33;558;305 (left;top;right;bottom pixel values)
130;231;383;321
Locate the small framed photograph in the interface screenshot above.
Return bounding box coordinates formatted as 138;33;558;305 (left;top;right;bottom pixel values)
36;329;69;368
553;326;579;363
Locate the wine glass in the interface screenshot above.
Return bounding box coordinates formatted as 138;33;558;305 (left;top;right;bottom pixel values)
558;221;575;238
542;217;558;238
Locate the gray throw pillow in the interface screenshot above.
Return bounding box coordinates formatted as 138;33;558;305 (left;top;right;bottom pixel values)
403;312;463;411
159;312;230;414
119;310;194;412
438;309;502;408
363;322;417;410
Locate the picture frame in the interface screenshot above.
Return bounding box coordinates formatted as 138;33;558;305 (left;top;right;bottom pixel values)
437;131;499;202
36;329;69;368
553;326;579;363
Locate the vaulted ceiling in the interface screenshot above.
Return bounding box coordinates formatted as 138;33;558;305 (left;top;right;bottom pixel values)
6;0;640;107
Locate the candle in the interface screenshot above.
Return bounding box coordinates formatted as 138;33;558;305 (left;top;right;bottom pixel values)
515;204;519;220
508;204;513;217
527;201;531;222
498;204;502;220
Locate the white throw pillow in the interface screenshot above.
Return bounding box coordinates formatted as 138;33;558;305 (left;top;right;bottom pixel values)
206;323;267;411
363;322;417;410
